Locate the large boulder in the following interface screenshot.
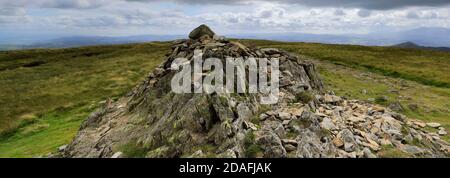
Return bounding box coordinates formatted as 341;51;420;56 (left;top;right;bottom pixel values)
189;24;216;40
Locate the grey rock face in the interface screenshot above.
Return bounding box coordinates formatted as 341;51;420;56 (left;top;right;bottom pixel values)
296;129;336;158
339;129;356;152
64;25;324;158
189;24;216;40
256;129;287;158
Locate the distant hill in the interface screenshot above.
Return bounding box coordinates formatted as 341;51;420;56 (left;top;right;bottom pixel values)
0;35;185;50
26;35;185;49
393;41;450;52
231;27;450;47
2;27;450;51
0;45;22;51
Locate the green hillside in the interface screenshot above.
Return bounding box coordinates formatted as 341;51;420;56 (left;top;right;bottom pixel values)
0;41;449;157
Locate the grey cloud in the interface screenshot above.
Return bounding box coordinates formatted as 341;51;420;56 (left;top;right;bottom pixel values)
0;0;113;9
424;12;438;19
357;9;371;17
126;0;450;10
407;11;419;19
278;0;450;10
0;7;28;24
334;9;345;16
0;7;26;16
2;0;450;10
259;10;273;18
406;11;439;19
40;0;110;9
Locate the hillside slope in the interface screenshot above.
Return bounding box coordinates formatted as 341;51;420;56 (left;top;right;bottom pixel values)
393;42;450;52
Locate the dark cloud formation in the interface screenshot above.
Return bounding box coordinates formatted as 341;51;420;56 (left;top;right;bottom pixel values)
357;9;371;17
334;9;345;16
407;11;420;19
1;0;449;10
0;0;109;9
0;7;26;16
129;0;450;10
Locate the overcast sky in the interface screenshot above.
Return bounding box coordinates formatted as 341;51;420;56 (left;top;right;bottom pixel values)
1;0;450;38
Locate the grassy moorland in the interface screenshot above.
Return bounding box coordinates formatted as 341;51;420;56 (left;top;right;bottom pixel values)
0;43;169;157
0;40;449;157
245;40;450;88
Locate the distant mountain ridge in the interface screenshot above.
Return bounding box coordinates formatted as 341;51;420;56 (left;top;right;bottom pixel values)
0;35;185;50
1;27;450;51
27;35;185;49
230;27;450;47
393;41;450;52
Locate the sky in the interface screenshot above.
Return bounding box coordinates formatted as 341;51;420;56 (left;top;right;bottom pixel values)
1;0;450;40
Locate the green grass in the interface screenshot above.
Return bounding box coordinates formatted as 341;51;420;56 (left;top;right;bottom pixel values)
0;43;170;134
0;43;169;157
0;104;94;157
378;145;412;158
243;40;450;88
119;139;149;158
244;131;263;158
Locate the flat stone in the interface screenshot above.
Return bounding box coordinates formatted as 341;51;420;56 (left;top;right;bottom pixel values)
282;120;291;126
412;120;426;128
291;108;304;117
323;94;341;103
363;147;377;158
284;144;297;152
340;129;356;152
266;111;275;116
333;137;344;148
426;122;441;128
347;116;365;123
278;112;292;120
259;113;269;120
372;106;385;113
244;121;258;131
282;139;298;146
111;152;123;158
205;42;226;47
58;145;68;152
438;129;447;136
261;48;280;55
400;145;424;155
320;117;337;130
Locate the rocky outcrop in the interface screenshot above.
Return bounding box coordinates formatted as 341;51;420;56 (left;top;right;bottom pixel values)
63;25;449;158
189;24;216;40
255;94;449;158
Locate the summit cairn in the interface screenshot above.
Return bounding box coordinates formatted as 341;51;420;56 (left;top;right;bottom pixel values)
62;25;449;158
189;24;216;40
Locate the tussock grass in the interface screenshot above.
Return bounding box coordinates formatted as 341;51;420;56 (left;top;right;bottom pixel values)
244;40;450;88
0;43;169;157
0;42;170;134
